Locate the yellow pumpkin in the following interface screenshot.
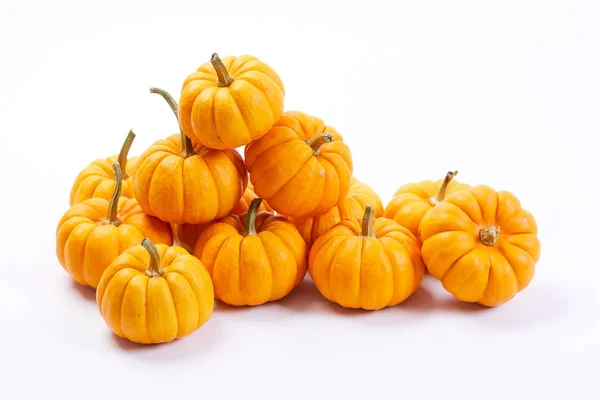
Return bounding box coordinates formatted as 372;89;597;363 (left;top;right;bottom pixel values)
420;185;541;307
384;171;470;242
309;205;424;310
56;164;173;288
69;130;138;205
288;177;383;248
96;238;214;344
133;88;247;224
178;53;285;150
244;111;353;218
193;198;307;306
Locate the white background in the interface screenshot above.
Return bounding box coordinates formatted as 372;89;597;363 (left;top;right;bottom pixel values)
1;0;598;398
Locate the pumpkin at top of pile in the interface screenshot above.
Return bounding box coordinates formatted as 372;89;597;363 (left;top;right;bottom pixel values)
245;111;353;219
133;88;248;225
178;53;285;150
69;130;138;205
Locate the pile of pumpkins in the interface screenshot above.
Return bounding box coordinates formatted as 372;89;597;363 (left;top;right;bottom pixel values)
56;53;542;345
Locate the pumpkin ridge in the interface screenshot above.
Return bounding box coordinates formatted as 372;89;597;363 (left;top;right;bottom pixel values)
200;153;227;219
119;271;139;342
145;153;173;218
265;149;315;203
235;78;275;136
72;223;97;285
223;86;253;146
440;248;476;283
319;236;348;303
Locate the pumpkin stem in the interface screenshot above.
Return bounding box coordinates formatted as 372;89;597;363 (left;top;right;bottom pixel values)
103;163;123;226
149;87;195;158
211;53;234;87
360;205;376;238
117;129;136;179
479;226;501;246
431;170;458;205
306;132;333;155
243;198;263;236
142;238;164;277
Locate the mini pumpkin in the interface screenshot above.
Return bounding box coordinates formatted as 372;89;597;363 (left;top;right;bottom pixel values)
193;198;307;306
96;238;214;344
69;129;138;205
309;205;424;310
178;53;285;150
172;183;272;253
133;87;248;224
288;177;383;248
384;171;470;242
56;163;173;288
245;111;353;218
419;185;541;307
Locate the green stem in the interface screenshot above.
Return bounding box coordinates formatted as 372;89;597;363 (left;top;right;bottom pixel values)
360;205;376;238
117;129;136;179
149;87;195;158
142;238;163;277
103;163;123;226
211;53;234;87
306;132;333;155
243;198;263;236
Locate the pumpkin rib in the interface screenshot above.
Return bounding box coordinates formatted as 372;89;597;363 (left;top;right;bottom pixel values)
329;238;355;306
236;73;279;123
202;153;229;218
136;151;170;216
222;87;253;145
119;272;138;341
440;248;477;283
68;223;97;284
268;151;315;200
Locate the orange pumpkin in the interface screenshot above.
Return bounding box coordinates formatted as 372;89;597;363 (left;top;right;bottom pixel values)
193;198;307;306
309;205;424;310
384;171;470;242
178;53;285;150
56;163;173;288
133;87;248;224
244;111;353;218
288;177;383;248
96;238;214;344
172;182;272;253
69;130;138;205
419;185;541;307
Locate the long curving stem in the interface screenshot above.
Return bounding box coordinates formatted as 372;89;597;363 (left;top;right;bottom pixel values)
149;87;195;158
142;238;164;277
117;129;136;179
104;163;123;226
243;198;263;236
307;132;333;155
360;205;376;238
434;170;458;203
211;53;234;87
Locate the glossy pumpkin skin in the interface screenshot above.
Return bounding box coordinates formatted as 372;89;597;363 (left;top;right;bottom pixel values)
245;111;353;218
56;197;173;288
70;155;138;205
420;185;541;307
289;177;383;248
133;134;248;224
384;172;470;242
171;183;272;254
309;211;425;310
179;53;285;150
193;205;308;306
96;243;214;344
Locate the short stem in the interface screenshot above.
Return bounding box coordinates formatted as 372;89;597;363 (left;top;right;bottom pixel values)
211;53;234;87
149;87;195;158
479;226;500;246
360;205;376;238
306;132;333;155
433;170;458;204
117;129;136;179
243;198;262;236
103;163;122;226
142;238;163;277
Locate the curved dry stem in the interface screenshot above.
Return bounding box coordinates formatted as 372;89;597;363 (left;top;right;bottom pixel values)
243;198;263;236
149;87;195;158
103;163;123;226
142;238;164;277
